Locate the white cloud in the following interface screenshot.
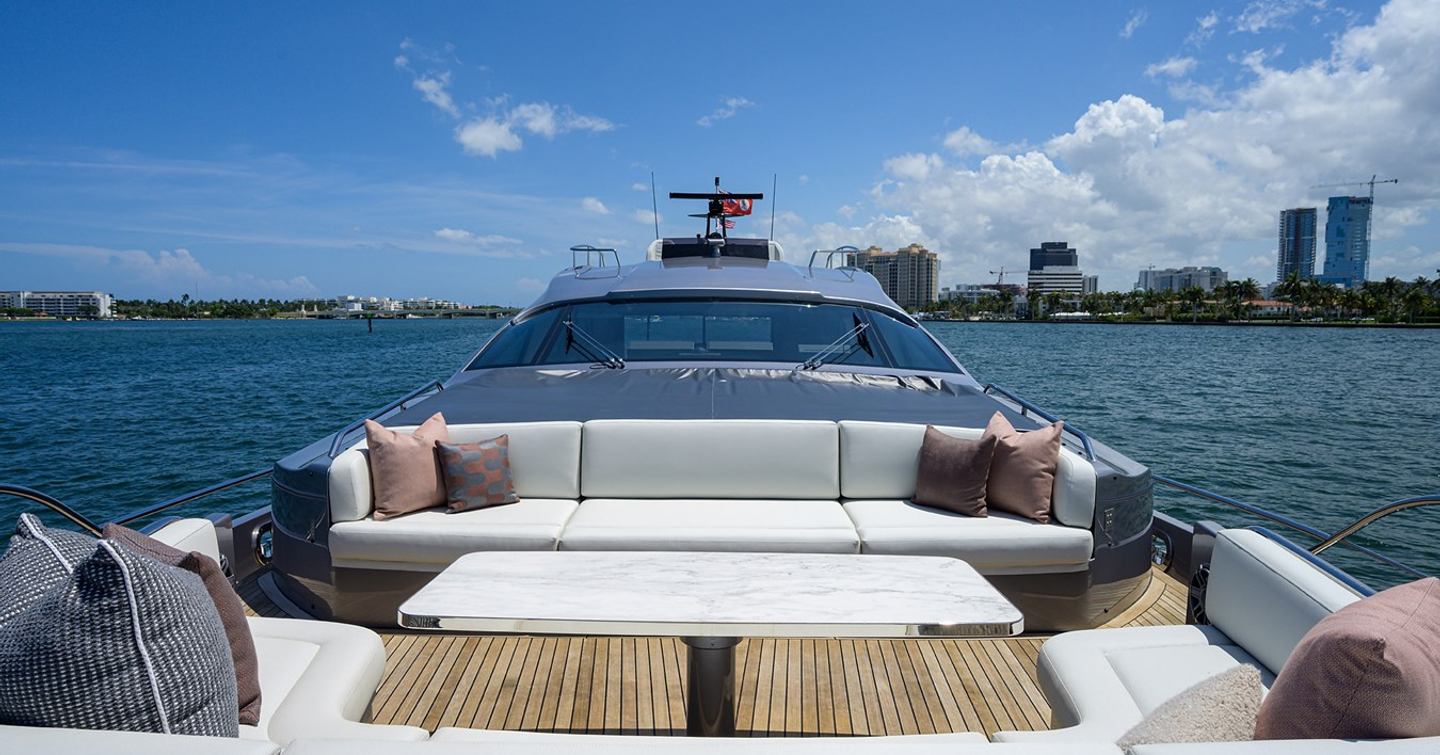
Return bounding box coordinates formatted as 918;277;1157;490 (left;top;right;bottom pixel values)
581;197;610;215
793;0;1440;289
837;204;858;219
411;72;459;118
1120;9;1149;39
0;242;318;297
697;97;755;127
1187;11;1221;46
1234;0;1326;33
1145;56;1198;78
942;126;998;157
433;228;523;245
633;209;661;225
798;174;810;185
454;118;523;157
631;182;648;192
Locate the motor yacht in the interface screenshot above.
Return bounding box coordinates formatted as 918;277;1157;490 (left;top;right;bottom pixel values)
2;182;1436;753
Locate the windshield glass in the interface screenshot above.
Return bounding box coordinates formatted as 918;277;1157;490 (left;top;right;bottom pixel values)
467;300;956;372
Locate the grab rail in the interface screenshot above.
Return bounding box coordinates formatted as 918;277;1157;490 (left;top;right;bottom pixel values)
1310;494;1440;557
326;379;445;458
0;484;103;535
807;246;860;276
981;384;1096;461
1154;474;1428;580
112;468;272;527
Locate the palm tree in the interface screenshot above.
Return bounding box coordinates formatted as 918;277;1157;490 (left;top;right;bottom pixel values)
1179;286;1206;322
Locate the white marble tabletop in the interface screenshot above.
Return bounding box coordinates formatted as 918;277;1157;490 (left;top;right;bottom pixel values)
398;551;1022;638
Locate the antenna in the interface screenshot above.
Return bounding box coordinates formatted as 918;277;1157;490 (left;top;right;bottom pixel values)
649;172;660;240
769;173;778;241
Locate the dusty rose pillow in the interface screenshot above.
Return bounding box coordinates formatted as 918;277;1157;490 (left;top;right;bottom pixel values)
981;412;1062;523
913;426;996;517
365;412;450;520
438;435;520;513
102;523;262;726
1255;577;1440;740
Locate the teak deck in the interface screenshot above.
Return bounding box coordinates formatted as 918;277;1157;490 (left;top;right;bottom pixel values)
239;566;1190;738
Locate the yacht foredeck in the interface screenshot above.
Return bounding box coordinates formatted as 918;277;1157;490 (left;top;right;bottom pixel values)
238;566;1188;738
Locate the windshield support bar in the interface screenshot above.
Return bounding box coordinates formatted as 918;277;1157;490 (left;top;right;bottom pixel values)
797;322;871;371
563;319;626;369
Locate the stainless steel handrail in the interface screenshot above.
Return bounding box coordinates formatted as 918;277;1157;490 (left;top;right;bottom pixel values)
807;245;859;273
326;379;445;458
0;484;104;535
1154;474;1428;580
1310;494;1440;557
112;468;272;527
981;384;1096;461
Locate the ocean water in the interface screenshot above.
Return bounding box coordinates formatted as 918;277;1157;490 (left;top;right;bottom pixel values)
2;318;1436;584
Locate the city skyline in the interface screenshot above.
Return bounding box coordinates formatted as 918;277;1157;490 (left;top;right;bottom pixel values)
2;1;1438;304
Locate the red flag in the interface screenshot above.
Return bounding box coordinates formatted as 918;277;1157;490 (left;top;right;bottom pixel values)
719;193;753;217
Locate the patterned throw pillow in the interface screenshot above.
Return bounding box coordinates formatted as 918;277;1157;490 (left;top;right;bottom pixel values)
0;514;98;624
103;523;262;726
437;435;520;513
0;516;239;737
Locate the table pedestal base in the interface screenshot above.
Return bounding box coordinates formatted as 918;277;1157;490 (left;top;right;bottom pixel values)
683;636;739;736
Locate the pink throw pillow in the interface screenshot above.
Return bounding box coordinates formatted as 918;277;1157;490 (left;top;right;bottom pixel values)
365;412;450;520
981;412;1062;523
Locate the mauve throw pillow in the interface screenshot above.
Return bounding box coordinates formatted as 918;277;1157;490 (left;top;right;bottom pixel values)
366;412;450;520
913;426;996;517
438;435;520;513
982;412;1063;523
102;523;261;726
1255;577;1440;740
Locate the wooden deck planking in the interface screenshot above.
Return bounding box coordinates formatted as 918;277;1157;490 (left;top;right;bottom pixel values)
238;565;1192;738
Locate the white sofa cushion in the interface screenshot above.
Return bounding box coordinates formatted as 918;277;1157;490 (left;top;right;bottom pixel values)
329;499;579;569
559;499;860;553
992;624;1269;744
580;419;840;499
329;421;582;523
241;616;426;744
1205;529;1362;675
843;500;1092;574
838;421;1096;528
147;517;223;564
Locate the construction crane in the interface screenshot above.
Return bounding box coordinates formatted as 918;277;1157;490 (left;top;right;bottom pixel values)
1311;174;1398;201
989;267;1009;286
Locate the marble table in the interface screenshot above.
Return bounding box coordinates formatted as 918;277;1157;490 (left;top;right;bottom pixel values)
398;551;1022;736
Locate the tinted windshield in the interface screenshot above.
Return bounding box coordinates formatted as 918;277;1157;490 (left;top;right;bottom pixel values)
467;300;956;372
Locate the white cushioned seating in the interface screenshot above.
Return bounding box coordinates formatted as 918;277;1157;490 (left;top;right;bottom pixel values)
241;617;428;744
0;724;280;754
843;501;1092;573
148;517;225;564
580;419;840;499
330;422;582;523
559;499;860;553
329;500;579;570
839;421;1096;528
992;529;1363;744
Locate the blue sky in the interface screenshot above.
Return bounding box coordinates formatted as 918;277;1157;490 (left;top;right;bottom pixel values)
3;0;1437;304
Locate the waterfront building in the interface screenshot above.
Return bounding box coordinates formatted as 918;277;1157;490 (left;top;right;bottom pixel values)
1276;208;1317;281
1025;241;1085;296
939;284;1001;305
1083;275;1099;295
0;290;113;317
1134;266;1230;293
853;243;939;310
1320;195;1373;287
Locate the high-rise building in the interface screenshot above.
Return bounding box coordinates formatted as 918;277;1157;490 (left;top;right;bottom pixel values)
1082;275;1099;295
1276;208;1317;281
0;290;113;318
1134;266;1230;293
1026;242;1085;296
853;243;939;310
1321;196;1373;287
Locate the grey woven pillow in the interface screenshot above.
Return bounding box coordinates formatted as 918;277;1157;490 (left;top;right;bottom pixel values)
0;513;98;624
0;522;239;737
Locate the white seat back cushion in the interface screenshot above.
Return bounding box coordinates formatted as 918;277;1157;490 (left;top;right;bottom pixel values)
329;421;582;523
581;420;839;499
1205;529;1362;674
147;517;223;564
838;421;1096;528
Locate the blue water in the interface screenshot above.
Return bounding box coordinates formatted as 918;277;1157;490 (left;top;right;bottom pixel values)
2;319;1436;584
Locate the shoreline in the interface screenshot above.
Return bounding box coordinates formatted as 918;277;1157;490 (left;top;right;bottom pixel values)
921;318;1440;329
